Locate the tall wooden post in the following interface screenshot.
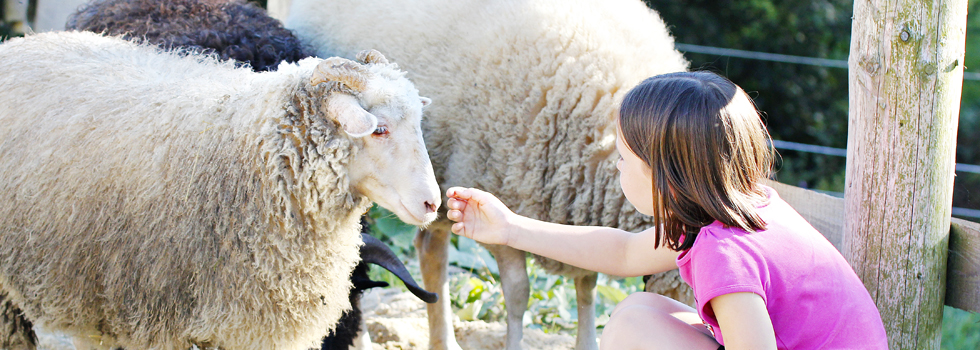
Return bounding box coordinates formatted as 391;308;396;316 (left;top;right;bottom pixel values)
843;0;968;349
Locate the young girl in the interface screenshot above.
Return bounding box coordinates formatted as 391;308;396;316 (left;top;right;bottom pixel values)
444;71;888;350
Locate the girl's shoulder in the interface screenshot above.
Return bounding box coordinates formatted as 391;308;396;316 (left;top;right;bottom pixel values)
685;196;833;260
679;184;837;263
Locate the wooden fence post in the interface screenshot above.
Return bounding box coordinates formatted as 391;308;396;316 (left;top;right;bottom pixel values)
843;0;968;349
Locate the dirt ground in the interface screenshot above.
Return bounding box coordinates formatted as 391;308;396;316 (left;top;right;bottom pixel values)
358;288;578;350
35;288;579;350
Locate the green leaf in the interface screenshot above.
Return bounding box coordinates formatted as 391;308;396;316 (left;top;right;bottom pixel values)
368;205;418;253
465;277;486;303
447;236;499;274
596;285;629;304
456;299;484;321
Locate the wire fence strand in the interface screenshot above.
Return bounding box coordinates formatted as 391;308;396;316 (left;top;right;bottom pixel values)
676;43;980;81
770;140;980;219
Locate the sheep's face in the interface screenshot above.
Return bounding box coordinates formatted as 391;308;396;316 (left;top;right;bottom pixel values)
349;85;439;226
316;53;440;226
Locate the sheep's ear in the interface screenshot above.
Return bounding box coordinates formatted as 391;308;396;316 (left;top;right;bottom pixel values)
326;93;378;137
420;97;432;108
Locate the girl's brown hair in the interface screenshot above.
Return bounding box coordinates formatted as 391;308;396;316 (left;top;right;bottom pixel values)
619;71;774;251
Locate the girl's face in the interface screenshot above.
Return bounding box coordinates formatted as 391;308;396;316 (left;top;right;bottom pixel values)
616;128;655;216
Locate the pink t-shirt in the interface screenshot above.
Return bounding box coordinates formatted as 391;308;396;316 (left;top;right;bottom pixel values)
676;186;887;349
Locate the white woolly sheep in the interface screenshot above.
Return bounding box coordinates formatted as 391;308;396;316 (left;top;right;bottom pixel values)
65;1;438;348
286;0;691;349
0;31;440;350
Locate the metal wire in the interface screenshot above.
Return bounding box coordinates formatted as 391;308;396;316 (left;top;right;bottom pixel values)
771;140;980;175
676;43;980;81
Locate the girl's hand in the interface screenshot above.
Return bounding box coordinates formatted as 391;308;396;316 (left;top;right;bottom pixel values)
445;187;514;246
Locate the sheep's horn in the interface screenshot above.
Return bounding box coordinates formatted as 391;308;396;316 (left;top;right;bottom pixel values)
359;233;439;304
311;57;369;92
356;49;389;65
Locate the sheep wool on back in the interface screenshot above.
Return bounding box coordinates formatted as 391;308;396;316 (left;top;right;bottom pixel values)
286;0;690;349
0;31;435;350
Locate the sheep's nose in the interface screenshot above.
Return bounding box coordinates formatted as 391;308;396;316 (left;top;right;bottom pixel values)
424;201;438;213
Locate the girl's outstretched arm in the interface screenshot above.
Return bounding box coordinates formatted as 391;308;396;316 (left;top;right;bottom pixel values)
446;187;680;276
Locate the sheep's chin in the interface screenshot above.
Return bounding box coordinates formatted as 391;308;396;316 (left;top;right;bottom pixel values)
419;211;439;228
379;200;434;227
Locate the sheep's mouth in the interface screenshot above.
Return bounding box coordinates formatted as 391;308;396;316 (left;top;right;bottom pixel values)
393;201;428;226
392;198;440;227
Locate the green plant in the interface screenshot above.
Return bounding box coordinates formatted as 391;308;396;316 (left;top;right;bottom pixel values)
942;306;980;349
525;263;576;333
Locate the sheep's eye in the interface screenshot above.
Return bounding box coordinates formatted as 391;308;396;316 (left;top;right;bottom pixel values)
373;126;389;135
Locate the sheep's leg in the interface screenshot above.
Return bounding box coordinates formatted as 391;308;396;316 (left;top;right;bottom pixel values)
415;225;461;350
573;273;599;350
485;244;529;350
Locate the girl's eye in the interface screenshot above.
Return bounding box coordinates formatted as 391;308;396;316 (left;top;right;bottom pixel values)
373;126;389;135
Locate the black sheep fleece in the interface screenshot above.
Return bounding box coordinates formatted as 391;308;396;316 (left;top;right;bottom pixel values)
66;0;311;72
320;261;387;350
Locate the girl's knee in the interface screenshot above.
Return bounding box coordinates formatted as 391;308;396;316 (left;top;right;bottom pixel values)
611;292;688;317
602;304;659;350
602;303;718;350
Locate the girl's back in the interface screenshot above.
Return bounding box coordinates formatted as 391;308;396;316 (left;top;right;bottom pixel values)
678;186;888;349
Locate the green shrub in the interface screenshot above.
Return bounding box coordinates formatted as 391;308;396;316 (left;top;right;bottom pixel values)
942;306;980;349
